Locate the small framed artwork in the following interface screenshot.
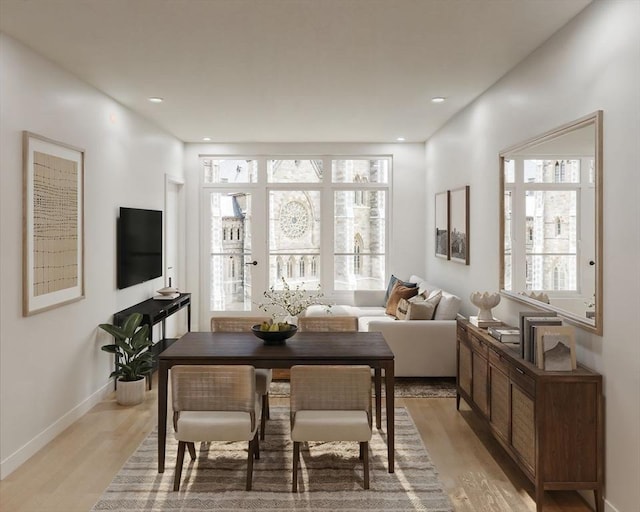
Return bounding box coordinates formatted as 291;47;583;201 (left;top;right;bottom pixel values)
449;185;469;264
435;190;449;259
535;325;577;371
23;131;85;316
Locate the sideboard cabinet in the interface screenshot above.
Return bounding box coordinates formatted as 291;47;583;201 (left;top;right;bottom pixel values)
456;318;603;512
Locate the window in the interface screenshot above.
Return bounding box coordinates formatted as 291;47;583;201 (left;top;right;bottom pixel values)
201;156;390;312
505;157;583;294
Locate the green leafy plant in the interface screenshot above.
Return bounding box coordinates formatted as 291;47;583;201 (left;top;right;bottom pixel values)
99;313;153;382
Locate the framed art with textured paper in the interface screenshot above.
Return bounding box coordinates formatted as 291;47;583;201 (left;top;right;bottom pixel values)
23;131;85;316
449;185;470;264
435;190;449;259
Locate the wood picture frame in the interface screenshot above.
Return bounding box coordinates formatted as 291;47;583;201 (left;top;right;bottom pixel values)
449;185;470;264
535;325;577;371
435;190;449;259
23;131;85;316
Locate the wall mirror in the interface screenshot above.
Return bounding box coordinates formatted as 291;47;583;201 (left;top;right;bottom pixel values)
499;111;603;335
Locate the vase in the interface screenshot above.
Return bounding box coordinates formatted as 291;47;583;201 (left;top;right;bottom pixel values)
116;378;145;406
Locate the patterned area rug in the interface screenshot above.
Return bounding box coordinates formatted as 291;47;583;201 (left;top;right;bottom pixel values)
92;407;453;512
271;377;457;398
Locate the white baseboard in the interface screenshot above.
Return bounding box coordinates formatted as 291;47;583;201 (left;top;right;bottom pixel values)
0;380;113;479
578;490;620;512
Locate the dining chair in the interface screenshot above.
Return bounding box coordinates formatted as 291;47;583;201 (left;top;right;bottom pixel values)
171;365;260;491
210;316;273;440
297;315;359;332
289;364;373;491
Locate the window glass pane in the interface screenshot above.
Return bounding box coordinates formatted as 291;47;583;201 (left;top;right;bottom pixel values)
267;159;323;183
334;255;385;290
209;192;252;311
334;190;386;252
503;190;513;290
268;190;321;289
202;159;257;184
504;159;515;183
525;191;577;253
523;159;580;183
334;190;385;290
332;159;389;183
525;255;577;291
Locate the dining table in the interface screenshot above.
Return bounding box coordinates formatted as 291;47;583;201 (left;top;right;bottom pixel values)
156;330;396;473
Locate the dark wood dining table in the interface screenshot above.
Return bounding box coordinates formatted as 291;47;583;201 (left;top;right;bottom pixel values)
157;331;395;473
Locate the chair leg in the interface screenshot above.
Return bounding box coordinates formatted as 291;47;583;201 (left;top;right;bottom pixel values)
361;442;370;490
187;442;196;460
265;392;270;419
246;431;259;491
292;441;300;492
173;441;186;491
246;438;254;491
260;394;268;440
255;432;260;460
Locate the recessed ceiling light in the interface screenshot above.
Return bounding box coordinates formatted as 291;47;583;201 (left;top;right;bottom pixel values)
431;97;446;103
202;137;212;141
148;97;164;103
396;137;406;142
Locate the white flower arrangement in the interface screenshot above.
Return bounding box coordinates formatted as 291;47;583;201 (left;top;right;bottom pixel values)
257;277;330;318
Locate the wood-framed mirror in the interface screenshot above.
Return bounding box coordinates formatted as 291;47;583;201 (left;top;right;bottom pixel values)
499;111;603;335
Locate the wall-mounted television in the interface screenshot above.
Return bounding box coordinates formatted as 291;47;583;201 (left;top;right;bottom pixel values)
117;207;163;289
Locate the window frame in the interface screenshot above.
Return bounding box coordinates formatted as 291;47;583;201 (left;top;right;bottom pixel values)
199;154;391;310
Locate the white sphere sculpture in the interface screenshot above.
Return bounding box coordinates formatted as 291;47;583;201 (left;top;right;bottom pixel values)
470;292;501;322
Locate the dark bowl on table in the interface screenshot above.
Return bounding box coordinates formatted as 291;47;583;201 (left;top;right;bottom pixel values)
251;324;298;345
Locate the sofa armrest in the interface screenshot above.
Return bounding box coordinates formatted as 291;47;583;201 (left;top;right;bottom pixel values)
366;320;457;377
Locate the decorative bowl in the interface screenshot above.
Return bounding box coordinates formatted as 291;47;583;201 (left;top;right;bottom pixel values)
251;324;298;345
469;291;501;321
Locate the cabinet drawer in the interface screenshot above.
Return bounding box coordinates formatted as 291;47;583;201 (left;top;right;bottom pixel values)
510;364;535;397
489;348;509;373
469;333;489;358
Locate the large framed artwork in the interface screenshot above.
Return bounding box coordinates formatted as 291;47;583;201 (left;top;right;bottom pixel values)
23;131;85;316
435;190;449;259
449;185;469;265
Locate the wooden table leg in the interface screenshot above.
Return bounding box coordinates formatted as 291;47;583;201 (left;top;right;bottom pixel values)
158;361;169;473
374;368;382;429
385;363;395;473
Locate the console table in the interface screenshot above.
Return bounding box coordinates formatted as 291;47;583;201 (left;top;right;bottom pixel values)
113;293;191;388
456;318;603;512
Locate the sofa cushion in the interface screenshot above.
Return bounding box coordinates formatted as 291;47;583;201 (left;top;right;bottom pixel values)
358;315;395;331
385;283;419;316
433;291;462;320
304;304;353;317
384;275;417;303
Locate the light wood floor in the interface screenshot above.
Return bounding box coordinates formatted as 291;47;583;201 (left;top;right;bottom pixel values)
0;377;593;512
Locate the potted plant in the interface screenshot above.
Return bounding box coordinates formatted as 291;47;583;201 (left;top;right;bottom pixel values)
99;312;153;405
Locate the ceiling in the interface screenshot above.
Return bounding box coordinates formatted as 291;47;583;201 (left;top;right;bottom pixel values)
0;0;591;143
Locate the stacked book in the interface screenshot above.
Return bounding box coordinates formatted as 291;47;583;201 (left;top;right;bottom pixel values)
488;326;520;345
469;316;502;328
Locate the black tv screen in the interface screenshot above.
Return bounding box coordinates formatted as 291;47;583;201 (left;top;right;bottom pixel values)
117;207;163;289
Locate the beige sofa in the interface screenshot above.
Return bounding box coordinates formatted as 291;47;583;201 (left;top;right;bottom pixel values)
304;275;461;377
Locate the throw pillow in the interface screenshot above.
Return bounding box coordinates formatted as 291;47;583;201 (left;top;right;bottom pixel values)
384;275;417;304
395;298;411;320
385;283;419;316
397;293;438;320
408;300;437;320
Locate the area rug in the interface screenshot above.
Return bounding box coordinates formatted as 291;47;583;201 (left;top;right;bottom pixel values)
92;407;453;512
271;377;456;398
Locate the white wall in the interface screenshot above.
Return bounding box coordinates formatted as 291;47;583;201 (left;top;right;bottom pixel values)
0;34;184;478
183;142;426;329
424;2;640;511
